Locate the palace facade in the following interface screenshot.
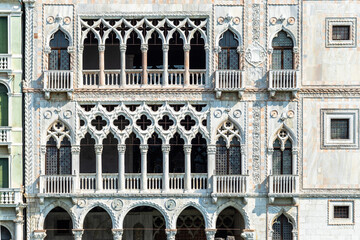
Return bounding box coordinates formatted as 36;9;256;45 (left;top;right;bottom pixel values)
21;0;360;240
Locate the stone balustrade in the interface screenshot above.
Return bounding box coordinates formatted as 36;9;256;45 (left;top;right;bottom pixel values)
43;70;73;99
0;189;22;205
0;54;11;70
213;175;248;194
0;127;11;144
269;175;299;195
215;70;245;98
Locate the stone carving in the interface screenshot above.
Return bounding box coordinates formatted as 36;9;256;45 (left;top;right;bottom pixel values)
233;109;242;118
63;110;72;119
245;42;266;67
43;110;52;119
77;199;86;208
46;121;71;148
270;110;278;118
217;14;240;25
214;109;222;118
165;199;176;211
252;4;260;41
252;102;261;184
111;199;123;211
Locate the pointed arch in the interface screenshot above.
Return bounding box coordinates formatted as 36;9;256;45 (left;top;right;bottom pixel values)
46;26;73;49
39;200;75;230
0;83;9;126
215;26;242;49
268;27;297;50
46;120;73;147
216;201;250;229
175;202;209;230
79;203;116;229
215;119;244;147
268;123;297;149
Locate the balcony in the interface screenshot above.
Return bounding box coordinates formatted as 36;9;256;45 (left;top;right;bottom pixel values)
268;70;299;97
211;175;249;203
82;69;207;88
215;70;245;98
43;70;74;99
0;189;22;206
0;54;11;74
268;175;299;203
0;127;11;152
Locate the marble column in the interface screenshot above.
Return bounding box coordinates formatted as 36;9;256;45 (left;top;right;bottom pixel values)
118;144;126;191
141;44;148;85
140;145;149;191
95;144;103;191
207;145;216;193
162;144;171;192
112;229;123;240
120;44;127;87
71;145;81;192
72;229;84;240
99;44;105;86
183;44;191;86
14;210;24;240
205;229;217;240
162;44;169;86
184;144;192;191
165;229;177;240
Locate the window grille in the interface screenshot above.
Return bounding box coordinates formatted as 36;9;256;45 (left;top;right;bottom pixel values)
46;137;72;175
272;139;292;175
191;133;207;173
49;31;70;70
218;31;239;70
334;206;349;219
332;26;350;40
330;119;349;139
271;31;294;70
272;214;293;240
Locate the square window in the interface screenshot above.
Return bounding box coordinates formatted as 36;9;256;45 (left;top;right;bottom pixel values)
329;200;354;225
332;26;350;40
326;18;357;48
334;206;349;219
330;119;349;139
321;109;359;149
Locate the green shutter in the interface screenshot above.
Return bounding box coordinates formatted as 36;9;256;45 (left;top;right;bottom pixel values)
0;158;8;188
0;17;8;54
0;85;8;126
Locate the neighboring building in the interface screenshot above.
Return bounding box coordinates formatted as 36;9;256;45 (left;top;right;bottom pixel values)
23;0;360;240
0;1;24;240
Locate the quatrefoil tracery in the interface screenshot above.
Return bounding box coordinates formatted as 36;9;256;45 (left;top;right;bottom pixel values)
47;121;71;149
216;121;242;149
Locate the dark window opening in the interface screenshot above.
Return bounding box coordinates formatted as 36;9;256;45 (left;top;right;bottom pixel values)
126;31;142;69
136;115;152;131
169;31;184;69
102;104;117;112
192;104;207;112
272;214;293;240
44;207;73;240
334;206;350;219
0;158;9;188
126;104;140;112
148;31;163;69
105;31;120;70
125;133;141;173
216;137;241;175
46;137;72;175
272;139;292;175
102;133;118;173
190;31;205;69
114;115;130;131
158;115;174;130
331;119;349;139
148;104;162;111
49;30;70;70
169;133;184;173
272;31;294;70
91;116;107;131
80;104;95;112
180;115;196;131
83;207;112;240
176;207;206;240
80;133;96;173
215;207;245;240
218;30;239;70
170;104;184;112
147;133;162;173
83;31;99;70
0;17;8;54
191;133;207;173
0;84;8;126
332;26;350;40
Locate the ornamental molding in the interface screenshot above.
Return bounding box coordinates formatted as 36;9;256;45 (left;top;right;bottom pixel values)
245;41;266;67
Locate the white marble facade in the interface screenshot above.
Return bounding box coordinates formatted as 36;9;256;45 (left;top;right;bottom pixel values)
22;0;360;239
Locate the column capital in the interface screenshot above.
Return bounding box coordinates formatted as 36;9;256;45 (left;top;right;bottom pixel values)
241;229;255;240
40;145;47;154
207;145;216;155
165;229;177;240
72;229;84;240
184;144;192;153
183;44;191;51
141;44;148;52
237;46;244;53
162;144;171;153
94;144;103;154
33;230;47;240
267;148;274;154
112;229;124;240
140;144;149;153
213;46;221;54
98;44;105;52
118;144;126;153
120;44;127;52
292;147;298;155
205;229;217;240
162;44;169;51
71;145;81;154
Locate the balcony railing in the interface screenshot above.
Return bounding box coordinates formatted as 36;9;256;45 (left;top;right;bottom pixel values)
79;174;96;190
0;127;11;145
191;173;207;190
269;70;299;97
81;69;207;88
169;173;184;190
39;175;74;194
43;70;74;99
213;175;248;194
0;54;11;70
269;175;299;195
215;70;244;98
0;189;22;205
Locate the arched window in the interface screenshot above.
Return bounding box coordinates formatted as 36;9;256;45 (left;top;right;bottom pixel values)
271;31;294;70
105;31;120;70
216;121;242;175
125;133;141;173
147;133;162;173
0;226;11;240
46;137;72;175
49;30;70;70
80;133;96;173
272;130;292;175
83;31;99;70
218;30;239;70
169;133;184;173
272;214;293;240
126;31;142;69
0;84;8;126
168;31;184;70
45;121;72;175
191;133;207;173
190;31;205;70
102;133;118;173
